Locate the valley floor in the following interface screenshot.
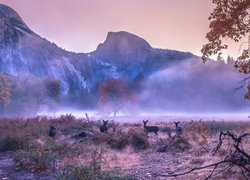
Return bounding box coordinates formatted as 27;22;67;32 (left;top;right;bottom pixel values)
0;115;249;180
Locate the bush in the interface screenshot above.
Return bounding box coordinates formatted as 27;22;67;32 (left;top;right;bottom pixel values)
92;128;149;151
107;130;129;150
0;135;30;152
57;164;136;180
57;165;95;180
15;145;58;171
157;135;191;153
91;130;129;150
127;128;149;150
14;139;69;171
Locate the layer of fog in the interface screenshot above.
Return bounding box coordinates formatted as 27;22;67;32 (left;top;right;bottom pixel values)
37;109;249;122
139;59;249;113
37;59;250;121
2;58;249;120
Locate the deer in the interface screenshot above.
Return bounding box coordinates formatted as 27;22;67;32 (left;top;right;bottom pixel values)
174;121;182;135
49;125;56;138
143;120;159;135
100;120;109;133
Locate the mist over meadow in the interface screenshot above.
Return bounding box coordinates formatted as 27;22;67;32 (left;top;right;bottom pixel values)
140;59;249;113
2;58;249;118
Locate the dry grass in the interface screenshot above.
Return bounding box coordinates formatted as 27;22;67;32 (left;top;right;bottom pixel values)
0;115;249;179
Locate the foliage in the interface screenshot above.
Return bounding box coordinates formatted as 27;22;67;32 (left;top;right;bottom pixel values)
201;0;250;98
201;0;250;64
8;75;46;115
57;144;136;180
98;78;132;117
58;165;95;180
157;135;192;153
106;130;129;150
15;139;76;171
203;120;250;135
0;72;11;108
0;75;62;116
198;120;208;145
15;144;58;171
57;164;136;180
127;128;149;150
190;121;199;143
92;128;149;150
46;79;61;102
0;134;30;152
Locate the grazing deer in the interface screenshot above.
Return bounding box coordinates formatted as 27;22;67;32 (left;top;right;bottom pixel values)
49;125;56;138
174;121;182;134
100;120;109;133
143;120;159;135
78;131;87;138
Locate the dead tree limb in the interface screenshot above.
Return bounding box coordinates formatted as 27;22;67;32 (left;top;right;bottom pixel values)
154;131;250;179
235;75;250;91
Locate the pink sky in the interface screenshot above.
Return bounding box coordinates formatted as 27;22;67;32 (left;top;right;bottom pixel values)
0;0;247;58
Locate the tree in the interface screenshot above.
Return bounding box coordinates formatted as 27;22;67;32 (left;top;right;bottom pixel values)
0;73;11;113
46;79;61;102
10;75;47;116
98;78;132;117
201;0;250;99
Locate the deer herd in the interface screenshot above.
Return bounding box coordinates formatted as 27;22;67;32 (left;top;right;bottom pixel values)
49;119;183;139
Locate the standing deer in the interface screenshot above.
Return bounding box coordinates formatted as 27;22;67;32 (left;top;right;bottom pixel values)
100;120;109;133
174;121;182;135
143;120;159;135
49;125;56;138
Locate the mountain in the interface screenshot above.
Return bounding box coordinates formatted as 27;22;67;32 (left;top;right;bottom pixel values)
93;31;193;66
0;4;194;94
91;31;194;80
93;31;153;65
0;4;248;116
0;4;94;95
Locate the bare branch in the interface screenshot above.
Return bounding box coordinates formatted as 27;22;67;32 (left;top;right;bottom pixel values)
154;131;250;179
153;160;233;177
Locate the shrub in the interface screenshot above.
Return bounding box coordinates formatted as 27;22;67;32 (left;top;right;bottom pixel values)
15;145;58;171
91;128;149;151
107;130;129;150
14;139;68;171
58;165;95;180
127;128;149;150
157;136;191;153
57;164;136;180
0;135;30;152
91;130;129;150
198;120;208;145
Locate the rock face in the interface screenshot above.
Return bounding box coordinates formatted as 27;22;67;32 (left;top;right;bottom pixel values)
0;4;31;44
0;4;93;95
94;31;152;66
91;31;194;80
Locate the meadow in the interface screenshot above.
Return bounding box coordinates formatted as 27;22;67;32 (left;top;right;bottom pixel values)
0;114;249;179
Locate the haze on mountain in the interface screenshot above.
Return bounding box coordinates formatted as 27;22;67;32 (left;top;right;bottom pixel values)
0;4;248;117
